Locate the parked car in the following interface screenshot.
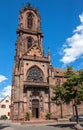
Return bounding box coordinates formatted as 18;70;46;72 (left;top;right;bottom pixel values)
69;115;83;122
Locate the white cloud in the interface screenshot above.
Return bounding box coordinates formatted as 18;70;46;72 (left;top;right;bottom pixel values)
0;75;8;83
0;85;11;100
60;13;83;65
79;13;83;23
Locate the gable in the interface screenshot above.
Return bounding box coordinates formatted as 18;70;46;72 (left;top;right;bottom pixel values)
24;43;43;57
0;96;11;104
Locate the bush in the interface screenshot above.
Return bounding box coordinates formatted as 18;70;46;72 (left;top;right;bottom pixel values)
26;112;30;120
0;115;8;120
46;113;50;120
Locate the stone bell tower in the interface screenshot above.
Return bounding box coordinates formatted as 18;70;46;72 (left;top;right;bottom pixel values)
11;3;51;120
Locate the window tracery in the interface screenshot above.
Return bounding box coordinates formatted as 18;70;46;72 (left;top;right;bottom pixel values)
27;66;44;82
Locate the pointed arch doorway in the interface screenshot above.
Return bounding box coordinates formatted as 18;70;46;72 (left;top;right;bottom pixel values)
32;99;39;118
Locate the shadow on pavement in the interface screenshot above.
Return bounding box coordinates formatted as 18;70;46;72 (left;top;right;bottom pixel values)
47;123;77;129
0;123;10;130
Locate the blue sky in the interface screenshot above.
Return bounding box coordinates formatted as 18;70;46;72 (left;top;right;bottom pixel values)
0;0;83;99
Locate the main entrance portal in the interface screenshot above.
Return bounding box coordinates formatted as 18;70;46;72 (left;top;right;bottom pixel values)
32;99;39;118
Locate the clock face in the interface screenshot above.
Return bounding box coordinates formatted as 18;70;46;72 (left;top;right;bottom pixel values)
27;66;43;82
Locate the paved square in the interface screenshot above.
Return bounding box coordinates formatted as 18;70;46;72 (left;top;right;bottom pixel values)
0;120;82;130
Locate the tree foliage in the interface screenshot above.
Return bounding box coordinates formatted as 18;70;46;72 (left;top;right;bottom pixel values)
52;85;66;105
63;66;83;104
52;66;83;121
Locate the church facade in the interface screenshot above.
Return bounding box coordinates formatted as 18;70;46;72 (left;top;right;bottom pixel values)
11;4;83;120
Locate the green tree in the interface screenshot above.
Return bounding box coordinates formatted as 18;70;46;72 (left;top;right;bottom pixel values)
63;66;83;123
52;85;66;118
52;66;83;123
79;69;83;85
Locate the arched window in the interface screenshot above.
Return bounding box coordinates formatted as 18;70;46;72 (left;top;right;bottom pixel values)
27;37;33;48
27;12;33;29
27;66;44;82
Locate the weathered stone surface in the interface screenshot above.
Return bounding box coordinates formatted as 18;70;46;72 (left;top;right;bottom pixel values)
11;3;83;121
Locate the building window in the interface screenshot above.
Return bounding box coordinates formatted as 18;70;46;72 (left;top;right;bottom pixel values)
27;37;33;48
27;12;33;29
1;104;6;108
6;100;9;102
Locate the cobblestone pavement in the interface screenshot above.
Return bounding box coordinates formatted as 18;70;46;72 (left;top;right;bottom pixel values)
0;120;83;130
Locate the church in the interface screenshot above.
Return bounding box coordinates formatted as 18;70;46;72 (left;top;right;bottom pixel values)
11;3;83;120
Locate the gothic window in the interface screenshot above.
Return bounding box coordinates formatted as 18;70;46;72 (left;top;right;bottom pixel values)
27;66;44;82
27;12;33;29
27;37;33;48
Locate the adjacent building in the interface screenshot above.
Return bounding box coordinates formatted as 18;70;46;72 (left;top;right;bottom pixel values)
0;96;11;119
11;3;83;121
